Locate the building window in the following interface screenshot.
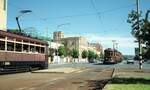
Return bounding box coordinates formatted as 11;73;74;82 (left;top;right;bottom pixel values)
4;0;6;11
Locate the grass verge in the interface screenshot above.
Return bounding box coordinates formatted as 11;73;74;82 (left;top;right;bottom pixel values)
106;84;150;90
105;69;150;90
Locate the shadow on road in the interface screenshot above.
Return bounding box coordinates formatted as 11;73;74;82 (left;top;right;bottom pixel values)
87;79;110;90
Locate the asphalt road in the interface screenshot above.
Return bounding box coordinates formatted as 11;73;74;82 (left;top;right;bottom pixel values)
49;60;150;70
116;60;150;69
0;60;149;90
0;63;114;90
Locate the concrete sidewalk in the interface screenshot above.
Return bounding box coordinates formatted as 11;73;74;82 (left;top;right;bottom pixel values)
113;68;150;78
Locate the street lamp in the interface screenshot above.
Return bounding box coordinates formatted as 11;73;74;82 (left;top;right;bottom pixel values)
55;23;70;41
55;23;70;63
16;10;32;32
56;23;70;31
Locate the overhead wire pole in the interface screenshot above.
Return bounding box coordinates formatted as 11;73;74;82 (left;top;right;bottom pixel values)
112;40;116;50
55;23;70;63
115;43;119;50
112;40;116;60
16;16;21;32
136;0;142;69
16;10;32;32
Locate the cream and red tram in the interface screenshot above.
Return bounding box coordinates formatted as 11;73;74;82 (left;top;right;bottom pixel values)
0;30;48;70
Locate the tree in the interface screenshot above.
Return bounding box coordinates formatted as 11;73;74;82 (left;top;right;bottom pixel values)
88;50;95;63
143;48;150;59
7;29;26;36
127;10;150;59
128;10;150;44
94;54;98;59
8;29;21;33
99;52;104;59
70;49;79;62
70;49;79;58
141;10;150;46
82;50;88;59
58;46;67;57
127;10;143;39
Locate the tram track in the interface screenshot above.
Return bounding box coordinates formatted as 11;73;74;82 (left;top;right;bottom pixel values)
0;67;39;75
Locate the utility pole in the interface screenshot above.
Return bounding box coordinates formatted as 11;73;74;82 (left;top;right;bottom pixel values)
112;40;116;60
115;43;118;50
55;23;70;63
112;40;116;50
45;27;48;39
16;17;21;32
136;0;142;69
16;10;32;32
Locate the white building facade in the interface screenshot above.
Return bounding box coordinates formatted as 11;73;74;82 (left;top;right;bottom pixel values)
0;0;7;30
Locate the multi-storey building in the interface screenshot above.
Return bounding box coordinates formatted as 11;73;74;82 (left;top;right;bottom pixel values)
59;36;88;58
88;43;103;55
53;31;102;59
53;31;64;41
0;0;7;30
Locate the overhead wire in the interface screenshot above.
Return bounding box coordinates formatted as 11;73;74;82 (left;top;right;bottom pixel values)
8;1;135;22
7;1;136;37
41;4;135;21
90;0;106;33
7;1;136;36
90;0;102;22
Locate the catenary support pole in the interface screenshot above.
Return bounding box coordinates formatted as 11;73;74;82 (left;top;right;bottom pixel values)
136;0;142;69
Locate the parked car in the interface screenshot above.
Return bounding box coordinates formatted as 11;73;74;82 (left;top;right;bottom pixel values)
127;59;134;64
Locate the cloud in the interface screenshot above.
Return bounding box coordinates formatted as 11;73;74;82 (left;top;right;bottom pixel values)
85;34;137;49
65;33;137;55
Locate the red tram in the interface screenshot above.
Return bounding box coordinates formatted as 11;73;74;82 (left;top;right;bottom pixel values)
103;48;123;64
0;30;48;71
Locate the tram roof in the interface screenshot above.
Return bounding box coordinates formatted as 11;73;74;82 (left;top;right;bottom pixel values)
0;30;47;45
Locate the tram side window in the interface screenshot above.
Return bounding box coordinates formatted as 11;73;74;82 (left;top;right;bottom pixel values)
7;42;14;51
23;44;29;52
30;45;35;53
16;43;22;52
36;46;40;53
0;36;5;39
109;52;111;56
110;52;113;56
41;47;45;54
0;41;5;50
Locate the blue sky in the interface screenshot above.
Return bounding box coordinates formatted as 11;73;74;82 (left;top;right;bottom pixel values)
7;0;150;55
